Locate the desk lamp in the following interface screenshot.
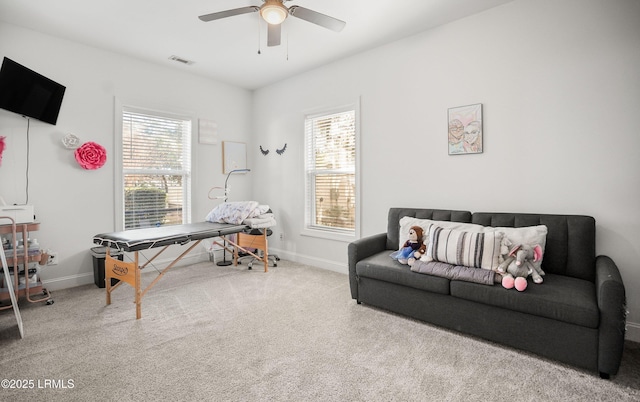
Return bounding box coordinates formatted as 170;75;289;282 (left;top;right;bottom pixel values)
223;168;250;202
217;168;251;266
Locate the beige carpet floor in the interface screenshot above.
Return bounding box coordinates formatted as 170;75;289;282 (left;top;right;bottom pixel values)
1;259;639;401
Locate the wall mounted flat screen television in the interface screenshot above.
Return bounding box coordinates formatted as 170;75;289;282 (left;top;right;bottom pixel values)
0;57;66;125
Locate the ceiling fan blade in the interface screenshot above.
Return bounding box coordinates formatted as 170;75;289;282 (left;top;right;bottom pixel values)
198;6;259;22
267;23;282;47
289;6;346;32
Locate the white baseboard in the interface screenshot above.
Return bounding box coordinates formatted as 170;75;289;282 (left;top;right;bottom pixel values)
41;251;211;291
626;321;640;343
267;247;347;275
42;272;94;291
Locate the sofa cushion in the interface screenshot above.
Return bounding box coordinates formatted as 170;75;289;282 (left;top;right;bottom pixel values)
450;273;599;328
426;226;503;270
356;252;450;295
494;225;548;272
387;208;472;250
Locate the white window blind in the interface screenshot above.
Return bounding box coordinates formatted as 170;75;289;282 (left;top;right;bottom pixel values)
305;108;357;235
121;108;192;230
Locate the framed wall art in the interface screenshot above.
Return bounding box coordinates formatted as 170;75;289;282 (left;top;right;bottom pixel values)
222;141;247;173
448;103;483;155
198;119;218;145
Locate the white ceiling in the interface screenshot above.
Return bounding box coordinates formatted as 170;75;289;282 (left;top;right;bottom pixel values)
0;0;513;90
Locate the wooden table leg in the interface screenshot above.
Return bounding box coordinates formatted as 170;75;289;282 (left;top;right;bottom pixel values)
106;248;112;306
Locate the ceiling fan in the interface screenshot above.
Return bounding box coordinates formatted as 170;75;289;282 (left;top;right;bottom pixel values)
198;0;346;47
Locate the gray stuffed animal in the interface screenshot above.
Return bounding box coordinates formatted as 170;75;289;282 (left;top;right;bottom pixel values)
497;243;545;291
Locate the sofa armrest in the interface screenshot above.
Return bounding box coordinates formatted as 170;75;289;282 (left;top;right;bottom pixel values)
348;232;388;300
595;255;627;377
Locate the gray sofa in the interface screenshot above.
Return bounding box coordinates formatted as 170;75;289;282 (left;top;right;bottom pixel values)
348;208;626;378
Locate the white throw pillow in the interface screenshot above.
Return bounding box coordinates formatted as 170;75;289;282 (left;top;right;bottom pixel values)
494;225;548;270
398;217;548;269
397;217;486;250
398;217;548;271
426;225;503;270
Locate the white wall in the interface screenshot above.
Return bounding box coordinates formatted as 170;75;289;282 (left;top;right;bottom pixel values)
252;0;640;340
0;23;253;289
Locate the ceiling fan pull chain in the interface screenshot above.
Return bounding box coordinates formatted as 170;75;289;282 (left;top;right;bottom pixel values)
257;15;262;54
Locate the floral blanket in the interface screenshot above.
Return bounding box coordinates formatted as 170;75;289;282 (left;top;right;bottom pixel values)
205;201;270;225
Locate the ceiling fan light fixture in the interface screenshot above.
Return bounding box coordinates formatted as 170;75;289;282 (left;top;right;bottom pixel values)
260;1;288;25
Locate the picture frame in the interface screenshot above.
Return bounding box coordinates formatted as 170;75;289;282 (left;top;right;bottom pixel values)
222;141;247;173
198;119;218;145
448;103;483;155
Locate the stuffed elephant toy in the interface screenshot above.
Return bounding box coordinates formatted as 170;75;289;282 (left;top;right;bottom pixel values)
497;243;545;291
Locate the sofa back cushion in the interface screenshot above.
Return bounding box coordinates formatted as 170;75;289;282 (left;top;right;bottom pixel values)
472;213;596;282
426;225;503;270
387;208;472;251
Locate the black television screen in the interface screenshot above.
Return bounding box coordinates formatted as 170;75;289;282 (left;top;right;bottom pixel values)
0;57;66;125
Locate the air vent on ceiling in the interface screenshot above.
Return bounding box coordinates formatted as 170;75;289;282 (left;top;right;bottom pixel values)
168;55;194;65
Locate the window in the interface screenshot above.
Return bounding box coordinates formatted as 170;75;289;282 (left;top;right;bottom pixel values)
120;107;192;230
304;103;359;239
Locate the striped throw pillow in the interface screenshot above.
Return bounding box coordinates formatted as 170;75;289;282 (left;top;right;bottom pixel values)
426;225;502;270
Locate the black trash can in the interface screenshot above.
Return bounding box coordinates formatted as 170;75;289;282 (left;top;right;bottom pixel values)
91;246;123;288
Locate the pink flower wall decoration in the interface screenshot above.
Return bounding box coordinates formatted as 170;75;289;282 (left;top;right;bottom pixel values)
74;141;107;170
0;136;5;165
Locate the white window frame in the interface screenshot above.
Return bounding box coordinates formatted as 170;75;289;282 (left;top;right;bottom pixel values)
302;99;361;242
114;98;195;231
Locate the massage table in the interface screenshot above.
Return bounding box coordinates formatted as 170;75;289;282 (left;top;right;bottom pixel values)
93;221;272;319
